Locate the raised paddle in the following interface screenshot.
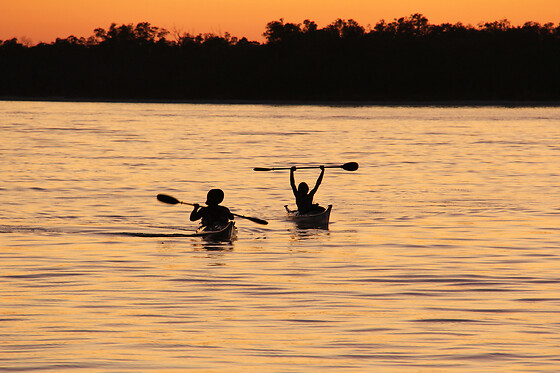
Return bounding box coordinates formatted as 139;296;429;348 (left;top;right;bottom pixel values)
156;194;268;225
254;162;359;172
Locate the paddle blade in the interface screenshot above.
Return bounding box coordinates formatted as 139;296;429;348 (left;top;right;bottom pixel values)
157;194;181;205
342;162;359;171
245;216;269;225
253;167;273;171
233;213;268;225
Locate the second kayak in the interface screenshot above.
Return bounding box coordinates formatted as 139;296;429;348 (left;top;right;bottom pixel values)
284;205;332;228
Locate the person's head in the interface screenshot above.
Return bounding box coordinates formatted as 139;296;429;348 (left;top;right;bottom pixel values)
206;189;224;206
297;182;309;194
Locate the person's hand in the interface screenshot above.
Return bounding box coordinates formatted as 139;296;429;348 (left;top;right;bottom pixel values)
193;203;200;209
319;165;325;171
291;166;296;171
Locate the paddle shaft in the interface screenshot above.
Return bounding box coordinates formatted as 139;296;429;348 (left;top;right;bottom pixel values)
255;165;335;171
156;194;268;225
254;162;358;172
193;203;268;225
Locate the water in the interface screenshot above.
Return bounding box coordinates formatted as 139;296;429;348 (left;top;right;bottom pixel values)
1;101;560;372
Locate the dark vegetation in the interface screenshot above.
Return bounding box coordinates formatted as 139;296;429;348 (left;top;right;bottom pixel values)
2;15;560;102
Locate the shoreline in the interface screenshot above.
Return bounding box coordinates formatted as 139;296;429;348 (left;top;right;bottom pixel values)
2;96;560;107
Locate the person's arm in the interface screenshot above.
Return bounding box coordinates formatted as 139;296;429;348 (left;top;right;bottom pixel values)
309;165;324;196
225;207;234;220
190;204;202;221
290;166;297;196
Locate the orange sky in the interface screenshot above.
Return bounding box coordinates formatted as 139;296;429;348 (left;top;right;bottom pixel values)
2;0;559;44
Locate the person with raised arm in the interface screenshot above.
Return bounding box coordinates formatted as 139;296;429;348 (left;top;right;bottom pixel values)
290;165;326;214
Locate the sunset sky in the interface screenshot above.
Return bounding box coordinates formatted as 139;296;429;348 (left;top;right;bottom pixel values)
2;0;559;44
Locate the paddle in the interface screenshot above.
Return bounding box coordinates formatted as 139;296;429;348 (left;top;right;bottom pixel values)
156;194;268;225
253;162;359;172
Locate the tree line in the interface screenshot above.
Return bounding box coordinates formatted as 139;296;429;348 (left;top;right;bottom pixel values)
1;14;560;102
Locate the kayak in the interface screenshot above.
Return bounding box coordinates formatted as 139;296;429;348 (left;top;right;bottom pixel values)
195;221;238;241
284;204;332;228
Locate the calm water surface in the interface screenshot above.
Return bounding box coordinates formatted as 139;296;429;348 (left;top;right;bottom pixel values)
1;101;559;372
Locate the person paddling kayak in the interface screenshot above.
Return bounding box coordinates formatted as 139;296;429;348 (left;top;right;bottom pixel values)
290;165;326;214
190;189;234;228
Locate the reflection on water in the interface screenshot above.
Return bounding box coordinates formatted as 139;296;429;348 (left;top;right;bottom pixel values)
194;240;236;252
1;101;560;372
289;227;331;241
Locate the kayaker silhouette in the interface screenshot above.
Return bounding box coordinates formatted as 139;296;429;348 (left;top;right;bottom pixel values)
290;165;326;214
190;189;234;228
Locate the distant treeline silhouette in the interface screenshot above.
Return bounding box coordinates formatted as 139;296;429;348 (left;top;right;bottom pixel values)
2;14;560;102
